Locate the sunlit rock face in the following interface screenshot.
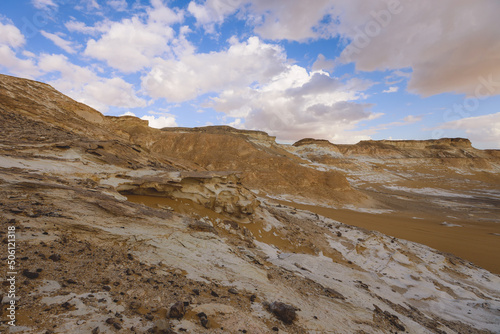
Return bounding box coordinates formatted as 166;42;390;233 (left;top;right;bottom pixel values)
1;74;499;334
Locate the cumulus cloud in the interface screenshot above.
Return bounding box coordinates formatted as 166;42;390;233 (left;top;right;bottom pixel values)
249;0;335;41
0;45;40;78
38;54;147;112
188;0;335;40
436;112;500;148
312;54;335;72
142;36;287;102
41;31;78;54
0;21;25;48
333;0;500;97
189;0;500;98
0;21;39;78
206;65;376;143
120;111;178;128
83;1;184;73
187;0;242;33
141;115;178;129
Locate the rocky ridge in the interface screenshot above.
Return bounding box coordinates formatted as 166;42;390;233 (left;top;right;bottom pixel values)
0;74;499;333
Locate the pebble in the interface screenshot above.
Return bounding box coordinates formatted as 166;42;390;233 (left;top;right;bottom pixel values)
49;253;61;262
22;270;39;279
268;301;297;324
169;301;186;319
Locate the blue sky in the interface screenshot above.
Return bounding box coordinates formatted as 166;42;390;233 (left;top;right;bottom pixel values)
1;0;500;148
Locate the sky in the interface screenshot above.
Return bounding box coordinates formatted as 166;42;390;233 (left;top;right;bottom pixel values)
1;0;500;148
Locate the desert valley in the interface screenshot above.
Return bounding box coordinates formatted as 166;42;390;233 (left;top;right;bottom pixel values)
0;74;499;333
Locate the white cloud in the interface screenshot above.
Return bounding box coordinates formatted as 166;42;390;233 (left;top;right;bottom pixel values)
189;0;500;98
142;36;287;102
383;86;399;93
312;54;335;72
38;54;147;112
188;0;243;33
41;31;78;54
83;2;184;73
206;65;376;144
141;115;178;129
0;21;25;48
333;0;500;97
0;22;39;78
250;0;336;41
188;0;336;41
0;45;40;78
437;112;500;148
32;0;57;9
76;0;100;11
120;111;178;129
65;20;106;35
109;0;127;11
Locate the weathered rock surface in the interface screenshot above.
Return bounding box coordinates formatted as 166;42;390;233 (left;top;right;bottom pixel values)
0;74;499;334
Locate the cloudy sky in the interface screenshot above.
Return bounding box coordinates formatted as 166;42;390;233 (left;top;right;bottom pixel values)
1;0;500;148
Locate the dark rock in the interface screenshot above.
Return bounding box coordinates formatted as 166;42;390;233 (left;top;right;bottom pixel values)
228;288;238;295
192;289;200;296
324;287;346;300
106;318;115;325
113;323;122;330
268;302;297;324
272;327;279;331
48;254;61;262
66;279;77;284
145;314;154;320
129;301;141;310
61;302;71;310
197;312;209;328
22;270;39;279
92;327;100;334
169;301;185;319
103;285;111;291
210;290;219;298
250;294;257;303
373;305;406;332
188;220;217;234
223;220;240;230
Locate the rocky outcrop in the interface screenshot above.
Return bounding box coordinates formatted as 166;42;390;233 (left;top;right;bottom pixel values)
121;126;361;206
116;171;260;218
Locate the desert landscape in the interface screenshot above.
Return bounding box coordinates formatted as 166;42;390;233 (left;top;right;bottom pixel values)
1;74;499;333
